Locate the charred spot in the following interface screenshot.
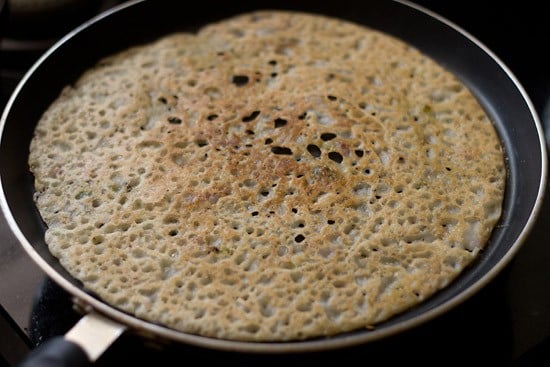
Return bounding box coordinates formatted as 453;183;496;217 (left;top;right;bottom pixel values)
271;146;293;155
327;95;337;101
274;118;287;128
307;144;321;158
242;110;260;122
321;133;337;141
265;138;273;145
268;60;277;65
232;75;249;86
355;149;364;157
207;114;219;121
328;151;343;163
158;97;167;104
167;117;182;125
298;112;307;120
294;234;305;243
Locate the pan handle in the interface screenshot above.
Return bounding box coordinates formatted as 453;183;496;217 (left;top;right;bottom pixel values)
18;313;126;367
18;337;89;367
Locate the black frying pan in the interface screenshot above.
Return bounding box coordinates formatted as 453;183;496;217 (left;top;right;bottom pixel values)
0;0;546;366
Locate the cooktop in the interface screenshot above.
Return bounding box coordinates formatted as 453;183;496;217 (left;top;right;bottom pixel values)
1;1;548;366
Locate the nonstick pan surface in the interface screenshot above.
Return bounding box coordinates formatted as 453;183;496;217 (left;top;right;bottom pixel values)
0;0;546;358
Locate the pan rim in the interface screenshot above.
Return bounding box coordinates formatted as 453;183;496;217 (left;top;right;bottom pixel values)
0;0;547;353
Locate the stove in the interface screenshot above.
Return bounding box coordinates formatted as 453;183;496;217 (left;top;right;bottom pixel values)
1;1;549;366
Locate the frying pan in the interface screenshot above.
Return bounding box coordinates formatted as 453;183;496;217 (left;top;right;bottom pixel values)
0;0;546;365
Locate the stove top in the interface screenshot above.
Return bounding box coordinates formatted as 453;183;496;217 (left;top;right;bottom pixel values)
1;1;549;366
